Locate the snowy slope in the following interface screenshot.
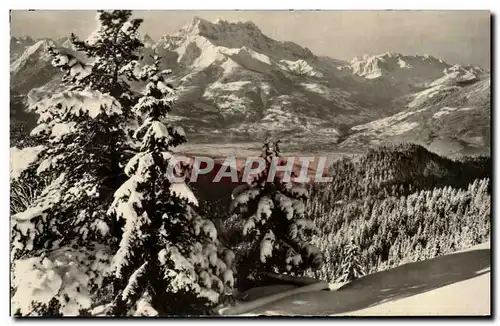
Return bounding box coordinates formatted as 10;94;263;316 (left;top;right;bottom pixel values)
339;271;490;316
334;242;491;316
11;40;54;73
141;33;155;48
237;241;490;316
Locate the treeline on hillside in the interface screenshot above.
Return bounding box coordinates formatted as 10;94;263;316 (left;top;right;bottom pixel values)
194;144;489;230
310;143;490;204
305;144;491;282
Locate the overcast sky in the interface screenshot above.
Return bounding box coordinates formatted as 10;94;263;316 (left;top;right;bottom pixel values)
10;10;491;69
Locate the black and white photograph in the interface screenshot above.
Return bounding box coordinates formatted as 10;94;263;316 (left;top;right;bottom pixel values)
9;9;491;317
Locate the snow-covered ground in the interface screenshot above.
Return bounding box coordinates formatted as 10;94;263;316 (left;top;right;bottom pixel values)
231;241;490;316
347;52;449;82
338;270;489;316
335;242;490;316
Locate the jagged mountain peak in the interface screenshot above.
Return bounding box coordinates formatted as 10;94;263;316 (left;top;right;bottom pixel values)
428;63;489;87
10;38;64;95
56;36;70;44
156;17;314;64
141;33;155;47
349;52;488;86
445;63;487;75
352;52;445;63
351;52;445;70
348;51;451;82
11;39;55;73
11;35;35;44
174;15;271;48
180;16;263;37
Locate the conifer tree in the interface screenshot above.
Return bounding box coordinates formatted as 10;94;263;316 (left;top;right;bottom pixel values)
68;10;143;108
11;62;124;317
106;55;234;316
430;237;442;258
61;10;146;183
339;239;365;283
225;140;323;289
10;10;145;316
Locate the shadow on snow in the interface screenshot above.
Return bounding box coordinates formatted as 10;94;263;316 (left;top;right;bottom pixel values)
249;247;490;315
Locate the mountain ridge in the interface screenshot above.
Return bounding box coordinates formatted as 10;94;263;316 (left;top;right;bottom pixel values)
9;17;491;156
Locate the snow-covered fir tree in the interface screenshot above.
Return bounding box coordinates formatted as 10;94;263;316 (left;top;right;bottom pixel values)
47;10;146;208
10;10;146;316
10;73;123;317
339;239;365;283
105;55;234;316
67;10;143;108
225;140;323;290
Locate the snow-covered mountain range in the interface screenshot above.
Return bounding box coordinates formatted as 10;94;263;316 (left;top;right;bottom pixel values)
10;17;491;156
340;63;490;156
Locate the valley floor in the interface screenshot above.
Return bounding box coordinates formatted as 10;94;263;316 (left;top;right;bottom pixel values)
234;241;491;316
